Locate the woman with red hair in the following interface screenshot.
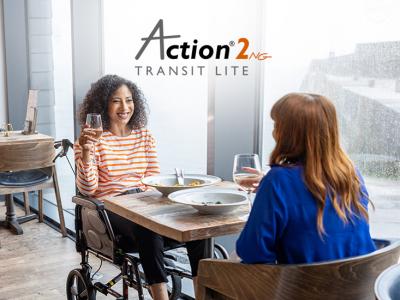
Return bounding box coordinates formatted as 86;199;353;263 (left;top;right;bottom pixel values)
236;93;375;264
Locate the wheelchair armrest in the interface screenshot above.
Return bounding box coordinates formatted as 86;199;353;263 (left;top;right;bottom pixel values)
73;195;104;211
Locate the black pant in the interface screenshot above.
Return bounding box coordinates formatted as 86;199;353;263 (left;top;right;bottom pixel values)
107;210;207;285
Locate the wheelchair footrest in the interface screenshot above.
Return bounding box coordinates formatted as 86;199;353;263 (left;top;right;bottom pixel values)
165;264;192;279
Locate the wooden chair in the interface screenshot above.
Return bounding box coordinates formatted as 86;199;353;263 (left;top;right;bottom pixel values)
375;263;400;300
0;132;67;236
196;240;400;300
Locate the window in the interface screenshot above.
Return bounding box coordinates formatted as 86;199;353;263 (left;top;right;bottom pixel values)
262;0;400;238
25;0;74;229
50;0;75;224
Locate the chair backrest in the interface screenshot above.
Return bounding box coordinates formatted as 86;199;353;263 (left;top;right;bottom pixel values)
375;263;400;300
196;240;400;300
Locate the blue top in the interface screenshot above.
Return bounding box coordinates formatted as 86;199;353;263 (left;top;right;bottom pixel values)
236;165;376;264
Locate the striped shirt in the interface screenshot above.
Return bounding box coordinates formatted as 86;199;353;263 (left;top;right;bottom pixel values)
74;128;160;199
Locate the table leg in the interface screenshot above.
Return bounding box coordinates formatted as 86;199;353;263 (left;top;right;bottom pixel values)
2;194;23;235
204;237;215;258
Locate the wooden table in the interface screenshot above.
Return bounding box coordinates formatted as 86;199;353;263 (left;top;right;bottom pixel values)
0;131;66;236
102;183;249;257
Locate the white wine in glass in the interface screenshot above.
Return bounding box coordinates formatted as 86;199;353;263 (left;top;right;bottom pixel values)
233;173;261;193
233;154;262;207
86;113;103;138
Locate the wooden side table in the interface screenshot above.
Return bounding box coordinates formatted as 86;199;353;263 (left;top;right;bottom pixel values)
0;131;67;236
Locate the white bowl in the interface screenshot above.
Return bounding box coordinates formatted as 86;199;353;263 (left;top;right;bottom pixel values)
141;174;221;196
168;188;248;214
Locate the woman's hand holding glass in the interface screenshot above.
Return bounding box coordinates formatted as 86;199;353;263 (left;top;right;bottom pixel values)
78;113;103;162
237;167;264;191
233;154;262;208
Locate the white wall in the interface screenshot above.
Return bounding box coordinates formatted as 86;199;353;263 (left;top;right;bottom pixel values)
0;1;8;125
103;0;209;174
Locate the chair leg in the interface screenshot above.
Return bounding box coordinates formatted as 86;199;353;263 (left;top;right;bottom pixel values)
52;166;67;237
23;192;30;215
38;190;43;223
1;194;24;235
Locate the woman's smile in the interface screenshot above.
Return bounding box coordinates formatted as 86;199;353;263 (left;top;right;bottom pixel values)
116;112;131;120
108;84;135;127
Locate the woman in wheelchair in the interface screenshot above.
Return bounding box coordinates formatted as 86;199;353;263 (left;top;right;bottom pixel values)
74;74;207;300
236;93;376;264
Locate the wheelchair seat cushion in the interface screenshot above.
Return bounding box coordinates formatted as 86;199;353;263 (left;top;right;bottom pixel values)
0;169;50;186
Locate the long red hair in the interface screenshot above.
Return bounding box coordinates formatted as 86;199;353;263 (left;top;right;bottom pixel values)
270;93;372;235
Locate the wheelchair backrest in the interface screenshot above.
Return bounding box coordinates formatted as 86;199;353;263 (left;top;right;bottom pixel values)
73;196;114;260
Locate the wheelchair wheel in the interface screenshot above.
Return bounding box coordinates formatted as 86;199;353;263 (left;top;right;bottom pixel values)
165;258;182;300
146;258;182;300
66;269;96;300
214;243;229;259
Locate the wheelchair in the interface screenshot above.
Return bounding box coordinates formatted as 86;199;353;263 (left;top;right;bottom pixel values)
66;195;229;300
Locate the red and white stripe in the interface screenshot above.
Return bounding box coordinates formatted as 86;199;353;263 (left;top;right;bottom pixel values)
74;128;160;199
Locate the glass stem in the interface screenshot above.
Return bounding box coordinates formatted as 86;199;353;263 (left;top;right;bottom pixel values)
247;191;252;210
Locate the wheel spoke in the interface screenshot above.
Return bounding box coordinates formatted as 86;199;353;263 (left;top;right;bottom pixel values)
79;289;88;298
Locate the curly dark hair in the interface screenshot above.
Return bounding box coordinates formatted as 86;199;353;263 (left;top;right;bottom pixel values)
79;74;148;130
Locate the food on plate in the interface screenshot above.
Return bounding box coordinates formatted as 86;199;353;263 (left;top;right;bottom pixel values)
201;201;222;205
175;180;202;187
155;180;202;187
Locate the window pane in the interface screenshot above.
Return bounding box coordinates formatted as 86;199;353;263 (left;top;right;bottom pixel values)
51;0;75;221
262;0;400;238
34;0;74;228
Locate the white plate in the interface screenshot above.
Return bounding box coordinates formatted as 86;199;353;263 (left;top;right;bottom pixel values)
168;188;248;214
141;174;221;196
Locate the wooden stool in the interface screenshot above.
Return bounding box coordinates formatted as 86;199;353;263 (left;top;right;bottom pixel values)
0;132;67;237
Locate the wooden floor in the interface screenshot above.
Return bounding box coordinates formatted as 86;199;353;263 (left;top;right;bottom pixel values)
0;204;150;300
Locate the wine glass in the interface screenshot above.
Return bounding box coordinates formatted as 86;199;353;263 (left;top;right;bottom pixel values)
233;154;262;208
85;113;103;139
